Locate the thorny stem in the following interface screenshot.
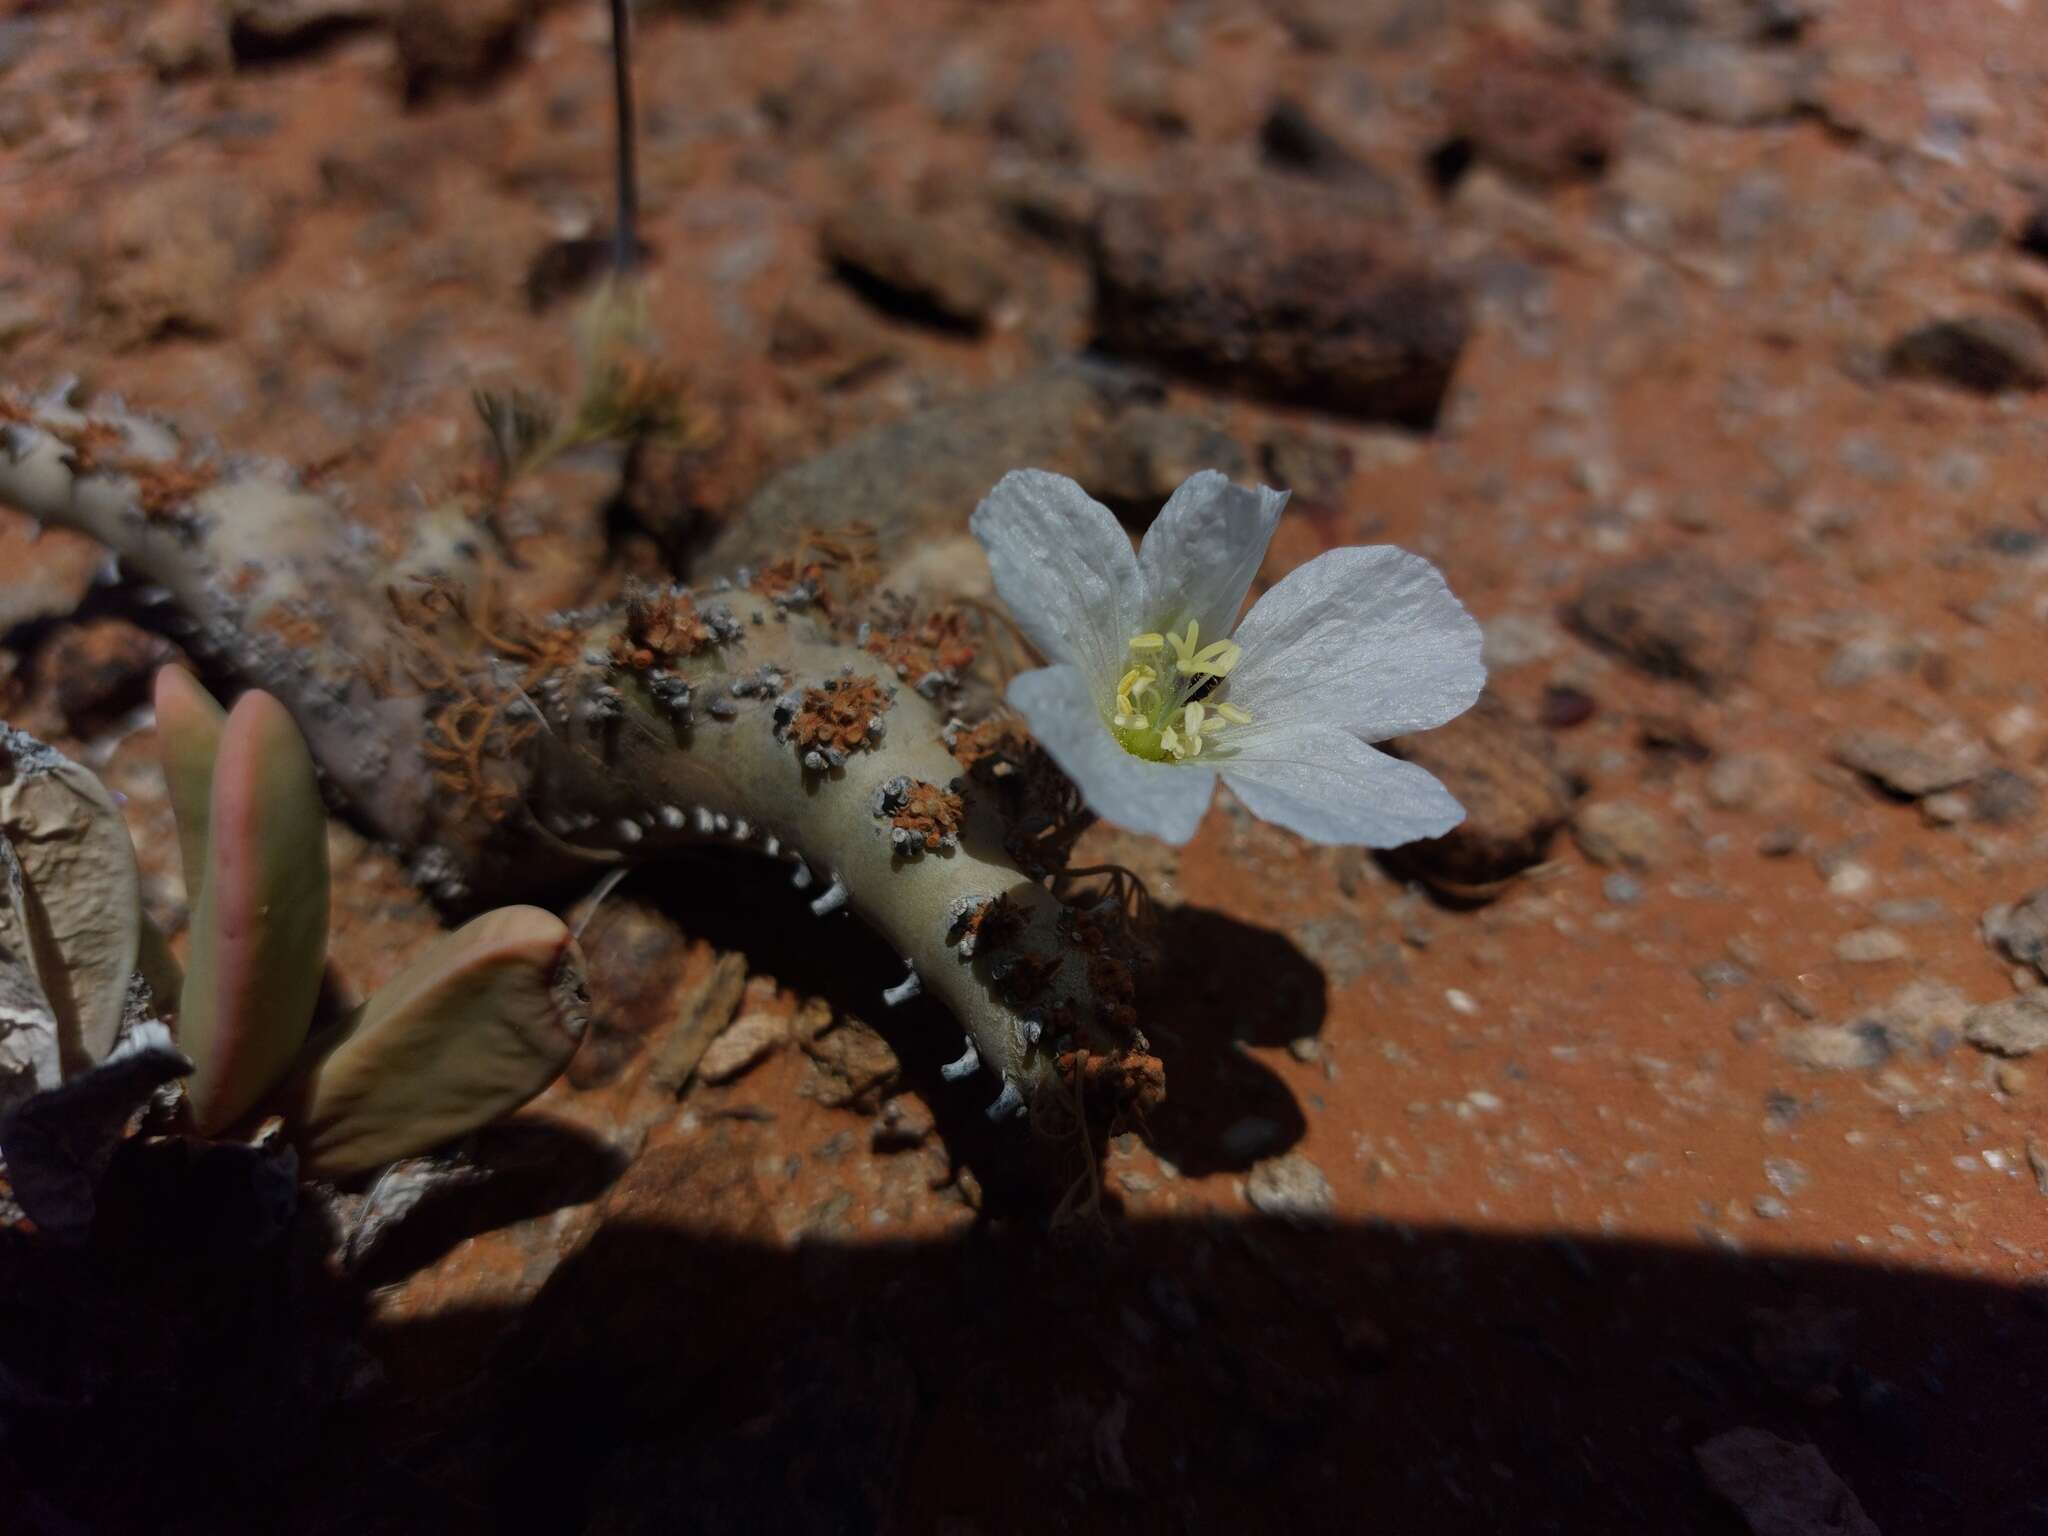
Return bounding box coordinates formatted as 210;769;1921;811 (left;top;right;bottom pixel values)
0;390;1161;1150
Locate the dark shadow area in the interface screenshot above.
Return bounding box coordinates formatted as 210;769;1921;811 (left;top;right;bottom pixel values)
573;846;1070;1201
346;1119;632;1290
826;263;989;339
1137;905;1326;1177
227;14;379;68
1;1136;362;1536
525;235;658;314
20;1201;2043;1535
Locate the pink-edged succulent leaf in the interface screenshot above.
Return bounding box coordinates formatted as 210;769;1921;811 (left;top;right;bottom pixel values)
178;691;330;1135
293;906;588;1178
153;664;226;898
0;727;142;1074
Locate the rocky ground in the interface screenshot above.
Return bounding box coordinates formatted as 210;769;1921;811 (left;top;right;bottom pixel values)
5;0;2048;1531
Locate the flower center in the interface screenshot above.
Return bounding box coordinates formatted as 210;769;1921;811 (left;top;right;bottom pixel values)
1109;620;1252;763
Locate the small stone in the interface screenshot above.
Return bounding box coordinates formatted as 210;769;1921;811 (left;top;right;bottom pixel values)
392;0;535;100
696;1011;789;1085
1441;39;1621;184
1983;890;2048;982
820;196;1008;333
1963;995;2048;1058
1569;556;1759;693
1574;801;1670;870
1885;314;2048;395
1764;1157;1810;1197
1604;872;1644;905
1781;1021;1890;1073
1919;791;1970;826
1752;1194;1789;1220
1834;928;1909;965
1621;37;1813;126
1870;979;1969;1048
1694;1427;1879;1536
870;1096;934;1151
1257;98;1400;203
1287;1036;1321;1063
38;619;170;734
1823;859;1872;897
1382;689;1573;892
1538;684;1597;729
1997;1064;2029;1097
1831;723;1990;798
1244;1152;1335;1223
2028;1140;2048;1194
1870;898;1944;927
1969;768;2040;825
1092;177;1469;427
992;44;1083;161
1706;750;1804;816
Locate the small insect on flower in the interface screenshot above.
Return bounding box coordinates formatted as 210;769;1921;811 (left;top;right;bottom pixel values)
969;469;1485;847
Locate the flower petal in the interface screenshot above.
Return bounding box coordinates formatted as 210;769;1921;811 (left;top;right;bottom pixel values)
971;469;1141;690
1136;472;1288;642
1219;723;1466;847
1009;665;1216;844
1224;545;1484;742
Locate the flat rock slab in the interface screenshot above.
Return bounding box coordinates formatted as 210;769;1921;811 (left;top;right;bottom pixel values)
1694;1427;1880;1536
1091;177;1469;427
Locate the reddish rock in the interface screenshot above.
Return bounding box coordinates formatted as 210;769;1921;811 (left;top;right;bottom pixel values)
1884;313;2048;394
820;196;1009;332
1569;556;1760;693
38;620;171;733
391;0;534;99
1381;689;1574;892
1694;1427;1879;1536
1091;178;1470;427
1443;41;1622;184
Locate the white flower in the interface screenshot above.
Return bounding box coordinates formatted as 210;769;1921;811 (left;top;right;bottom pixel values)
969;468;1485;847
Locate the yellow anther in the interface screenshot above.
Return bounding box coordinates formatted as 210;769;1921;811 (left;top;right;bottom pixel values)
1176;639;1241;679
1112;625;1249;762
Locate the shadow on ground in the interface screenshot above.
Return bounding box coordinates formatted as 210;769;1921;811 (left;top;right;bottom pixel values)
14;1175;2044;1534
571;849;1327;1199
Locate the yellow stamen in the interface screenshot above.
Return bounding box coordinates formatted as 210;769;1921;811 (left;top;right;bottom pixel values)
1177;639;1242;679
1112;626;1249;762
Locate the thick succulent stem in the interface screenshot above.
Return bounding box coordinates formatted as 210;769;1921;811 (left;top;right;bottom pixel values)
0;392;1150;1123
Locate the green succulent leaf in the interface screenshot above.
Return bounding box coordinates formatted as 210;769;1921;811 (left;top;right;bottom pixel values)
294;906;588;1179
153;664;226;898
0;727;143;1074
178;691;330;1135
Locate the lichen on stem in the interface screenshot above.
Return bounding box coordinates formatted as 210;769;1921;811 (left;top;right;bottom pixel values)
0;387;1160;1133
